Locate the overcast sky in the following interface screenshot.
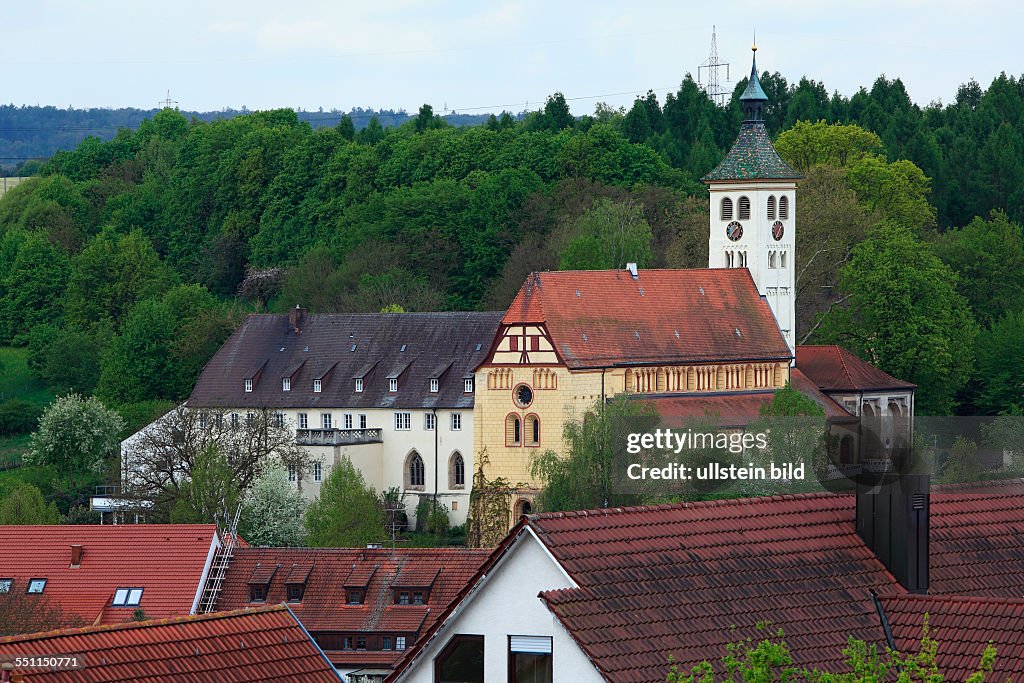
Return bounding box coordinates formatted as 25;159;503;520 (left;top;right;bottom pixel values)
2;1;1021;115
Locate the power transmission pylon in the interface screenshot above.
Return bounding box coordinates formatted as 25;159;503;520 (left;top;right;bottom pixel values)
158;90;179;110
697;26;731;106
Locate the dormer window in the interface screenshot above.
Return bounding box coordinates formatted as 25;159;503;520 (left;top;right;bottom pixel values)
249;584;266;602
112;587;143;607
313;379;322;393
396;591;411;605
413;591;425;605
464;378;473;393
389;378;398;392
244;378;253;393
282;377;291;392
287;584;304;603
355;378;363;393
430;378;439;393
346;589;364;605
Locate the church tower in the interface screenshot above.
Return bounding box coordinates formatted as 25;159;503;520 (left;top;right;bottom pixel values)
704;45;801;353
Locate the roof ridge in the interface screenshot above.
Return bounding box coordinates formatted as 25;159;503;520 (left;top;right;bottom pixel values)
528;491;845;521
932;477;1024;491
879;593;1024;607
0;604;289;644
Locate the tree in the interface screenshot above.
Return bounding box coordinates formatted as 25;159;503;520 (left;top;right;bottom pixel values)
815;222;976;415
0;482;61;524
97;298;179;403
26;394;124;489
775;121;882;172
750;384;831;496
557;198;653;270
0;231;70;345
845;156;936;232
169;443;242;525
305;457;385;547
973;310;1024;415
0;592;84;637
531;396;659;512
238;462;307;547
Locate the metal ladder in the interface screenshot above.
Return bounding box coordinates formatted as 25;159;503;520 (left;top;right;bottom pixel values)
197;505;241;614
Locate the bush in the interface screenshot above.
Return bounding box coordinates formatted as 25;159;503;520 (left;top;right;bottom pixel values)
0;398;42;435
415;497;451;536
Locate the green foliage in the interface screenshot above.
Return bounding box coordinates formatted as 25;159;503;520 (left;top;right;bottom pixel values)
531;396;659;512
169;443;242;525
0;398;42;435
305;457;385;547
238;462;308;547
940;435;986;485
0;231;70;345
775;121;882;172
557;198;653;270
26;393;123;488
815;222;976;415
0;481;61;524
973;310;1024;415
414;496;451;536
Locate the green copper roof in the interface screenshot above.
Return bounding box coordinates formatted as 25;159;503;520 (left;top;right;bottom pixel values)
703;122;801;181
740;53;768;102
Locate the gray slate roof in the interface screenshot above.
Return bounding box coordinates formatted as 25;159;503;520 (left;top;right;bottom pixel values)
189;311;504;410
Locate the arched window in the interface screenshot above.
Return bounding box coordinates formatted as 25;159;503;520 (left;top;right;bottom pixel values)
739;251;747;267
725;251;734;268
449;452;465;488
505;414;521;447
779;195;789;220
767;195;776;220
526;415;540;446
720;197;733;221
769;251;777;269
780;251;787;269
405;451;424;489
515;499;533;518
738;196;751;220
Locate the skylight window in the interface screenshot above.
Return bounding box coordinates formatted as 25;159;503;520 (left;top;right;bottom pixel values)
27;578;46;594
0;578;11;594
112;588;144;606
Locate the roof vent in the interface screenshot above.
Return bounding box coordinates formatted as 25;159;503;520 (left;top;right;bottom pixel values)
626;263;639;279
575;288;581;297
735;328;742;337
303;345;309;352
674;330;680;339
912;493;926;510
638;287;645;296
582;333;588;342
634;331;640;340
699;287;705;296
70;544;83;568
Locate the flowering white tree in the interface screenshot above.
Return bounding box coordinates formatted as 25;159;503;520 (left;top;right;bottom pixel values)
238;463;308;547
27;393;124;488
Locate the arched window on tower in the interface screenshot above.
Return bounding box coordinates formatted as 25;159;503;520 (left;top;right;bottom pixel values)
406;451;425;489
738;196;751;220
781;251;787;268
767;195;776;220
769;251;777;269
779;195;789;220
725;251;734;268
740;252;747;267
720;197;733;221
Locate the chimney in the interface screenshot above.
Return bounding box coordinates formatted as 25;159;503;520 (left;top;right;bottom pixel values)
856;473;929;593
626;263;639;279
289;305;305;334
70;544;83;568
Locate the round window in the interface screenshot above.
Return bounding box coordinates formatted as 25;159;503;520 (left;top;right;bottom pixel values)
513;384;534;408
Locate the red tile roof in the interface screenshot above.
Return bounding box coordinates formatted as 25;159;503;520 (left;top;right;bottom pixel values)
880;594;1024;679
796;345;915;392
501;270;792;369
0;605;340;682
530;494;898;680
215;548;490;668
0;525;218;628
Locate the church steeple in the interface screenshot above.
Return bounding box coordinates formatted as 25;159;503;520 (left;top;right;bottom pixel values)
739;44;768;122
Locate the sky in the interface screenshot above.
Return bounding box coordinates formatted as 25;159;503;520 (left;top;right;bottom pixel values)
2;0;1022;115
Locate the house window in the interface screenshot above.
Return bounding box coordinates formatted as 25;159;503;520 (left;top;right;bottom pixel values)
344;413;353;429
436;635;484;683
451;413;462;431
288;464;297;482
358;414;367;429
198;412;208;429
450;452;465;488
506;414;522;447
314;462;322;482
112;588;144;607
273;412;284;428
282;377;291;391
287;584;304;603
355;378;363;393
383;637;393;650
346;590;364;605
244;378;253;393
297;413;308;429
781;251;788;268
246;412;256;427
313;379;322;393
0;579;11;594
527;415;540;446
769;251;777;269
230;413;239;428
396;637;406;651
767;195;777;220
342;637;353;650
425;413;436;431
356;637;367;650
720;196;733;220
509;636;553;683
779;195;789;220
26;578;46;594
389;378;398;392
407;452;425;488
321;413;332;429
430;378;439;393
249;585;266;602
738;196;751;220
396;591;411;605
413;591;425;605
395;412;411;430
465;378;474;393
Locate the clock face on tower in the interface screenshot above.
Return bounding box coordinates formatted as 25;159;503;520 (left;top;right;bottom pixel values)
726;221;743;241
772;221;785;241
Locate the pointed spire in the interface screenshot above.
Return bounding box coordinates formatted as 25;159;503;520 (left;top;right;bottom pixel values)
739;41;768;122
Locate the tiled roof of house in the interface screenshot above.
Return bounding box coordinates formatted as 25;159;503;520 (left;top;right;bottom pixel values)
796;345;915;392
529;494;897;680
0;525;218;628
189;312;503;410
500;270;792;369
0;605;340;682
215;547;491;668
703;122;800;182
880;594;1024;679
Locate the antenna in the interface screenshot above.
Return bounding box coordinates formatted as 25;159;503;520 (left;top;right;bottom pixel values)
158;89;179;110
697;26;731;106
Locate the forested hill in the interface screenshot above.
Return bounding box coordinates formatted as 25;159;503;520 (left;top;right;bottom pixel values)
1;71;1023;420
0;105;492;173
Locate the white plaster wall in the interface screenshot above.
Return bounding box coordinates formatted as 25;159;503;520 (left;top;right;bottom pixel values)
397;533;605;683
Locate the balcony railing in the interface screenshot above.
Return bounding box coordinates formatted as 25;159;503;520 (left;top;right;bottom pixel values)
295;428;383;446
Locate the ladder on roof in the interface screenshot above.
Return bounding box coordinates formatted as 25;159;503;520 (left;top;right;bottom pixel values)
197;504;242;614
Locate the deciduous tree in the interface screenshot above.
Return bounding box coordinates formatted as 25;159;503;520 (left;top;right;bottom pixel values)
305;457;384;547
27;393;124;489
